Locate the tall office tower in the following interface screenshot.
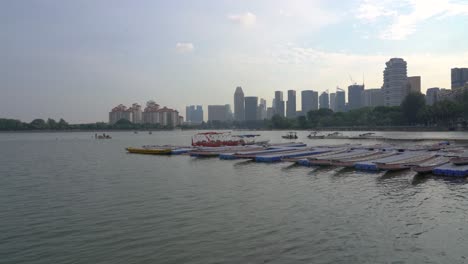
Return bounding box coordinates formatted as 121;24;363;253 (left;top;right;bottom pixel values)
451;68;468;89
286;90;296;118
185;105;194;123
208;105;231;121
266;107;274;119
407;76;421;93
244;96;258;121
258;98;267;120
382;58;408;106
362;89;384;107
234;86;245;121
329;93;336;111
335;89;346;112
319;92;329;109
301;90;318;114
194;105;204;123
348;84;364;110
274;91;285;117
426;87;440;106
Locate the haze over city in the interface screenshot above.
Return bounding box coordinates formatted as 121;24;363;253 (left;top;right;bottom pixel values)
2;0;468;123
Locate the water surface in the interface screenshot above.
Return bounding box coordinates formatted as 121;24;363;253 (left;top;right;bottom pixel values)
1;131;467;264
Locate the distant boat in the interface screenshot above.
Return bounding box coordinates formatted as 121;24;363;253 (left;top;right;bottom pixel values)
282;132;298;139
148;131;152;135
134;131;138;134
325;132;349;139
307;131;324;139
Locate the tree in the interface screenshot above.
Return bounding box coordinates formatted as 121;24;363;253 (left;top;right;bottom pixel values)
58;118;69;129
30;119;47;129
47;118;57;129
401;92;426;125
297;115;308;129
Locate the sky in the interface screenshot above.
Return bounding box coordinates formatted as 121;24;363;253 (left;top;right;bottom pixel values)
1;0;468;123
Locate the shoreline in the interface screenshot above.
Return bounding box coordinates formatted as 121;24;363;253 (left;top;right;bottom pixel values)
0;126;467;133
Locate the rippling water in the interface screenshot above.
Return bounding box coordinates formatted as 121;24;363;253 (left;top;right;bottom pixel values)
1;131;468;264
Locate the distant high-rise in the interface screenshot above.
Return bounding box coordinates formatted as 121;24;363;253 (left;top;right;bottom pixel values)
426;88;440;106
329;93;336;111
258;98;267;120
129;103;143;124
234;87;245;121
186;105;203;123
407;76;421;94
319;92;329;109
301;90;318;114
266;107;274;119
286;90;296;118
335;89;346;112
208;105;231;122
383;58;408;106
362;89;384;107
451;68;468;89
244;97;258;121
348;84;364;110
274;91;285;117
109;104;132;124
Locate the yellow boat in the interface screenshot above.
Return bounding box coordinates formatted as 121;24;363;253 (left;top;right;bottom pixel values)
125;147;172;155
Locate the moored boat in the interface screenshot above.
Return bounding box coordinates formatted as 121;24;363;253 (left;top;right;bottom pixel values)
411;156;451;174
331;151;397;167
126;147;172;155
376;153;436;171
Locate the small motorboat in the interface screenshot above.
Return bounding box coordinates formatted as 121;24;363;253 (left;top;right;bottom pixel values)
325;132;349;139
307;131;325;139
96;133;111;139
412;156;451;174
282;132;298;139
148;131;152;135
350;132;383;139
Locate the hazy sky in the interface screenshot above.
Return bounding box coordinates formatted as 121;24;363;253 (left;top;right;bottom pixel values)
2;0;468;123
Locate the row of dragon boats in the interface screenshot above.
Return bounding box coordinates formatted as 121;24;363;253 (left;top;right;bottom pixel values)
125;132;468;177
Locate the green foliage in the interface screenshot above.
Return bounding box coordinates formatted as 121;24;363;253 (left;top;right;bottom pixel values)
401;92;426;124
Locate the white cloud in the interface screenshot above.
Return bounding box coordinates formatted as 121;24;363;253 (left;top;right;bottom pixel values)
175;42;194;53
227;12;257;26
356;0;468;40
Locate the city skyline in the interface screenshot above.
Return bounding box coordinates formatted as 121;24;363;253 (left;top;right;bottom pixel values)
2;0;468;123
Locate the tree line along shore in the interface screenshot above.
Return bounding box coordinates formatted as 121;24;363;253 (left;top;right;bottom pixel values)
2;92;468;132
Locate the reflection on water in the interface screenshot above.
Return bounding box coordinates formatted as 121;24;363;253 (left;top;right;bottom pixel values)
1;131;468;264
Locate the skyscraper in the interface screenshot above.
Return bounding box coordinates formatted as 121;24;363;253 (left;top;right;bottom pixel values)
319;92;329;109
286;90;296;118
234;86;245;121
382;58;408;106
451;68;468;89
186;105;203;123
274;91;285;117
258;98;267;120
301;90;318;114
426;87;440;106
329;93;336;111
208;105;231;121
335;89;346;112
407;76;421;93
348;84;364;110
244;96;258;121
362;89;384;107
